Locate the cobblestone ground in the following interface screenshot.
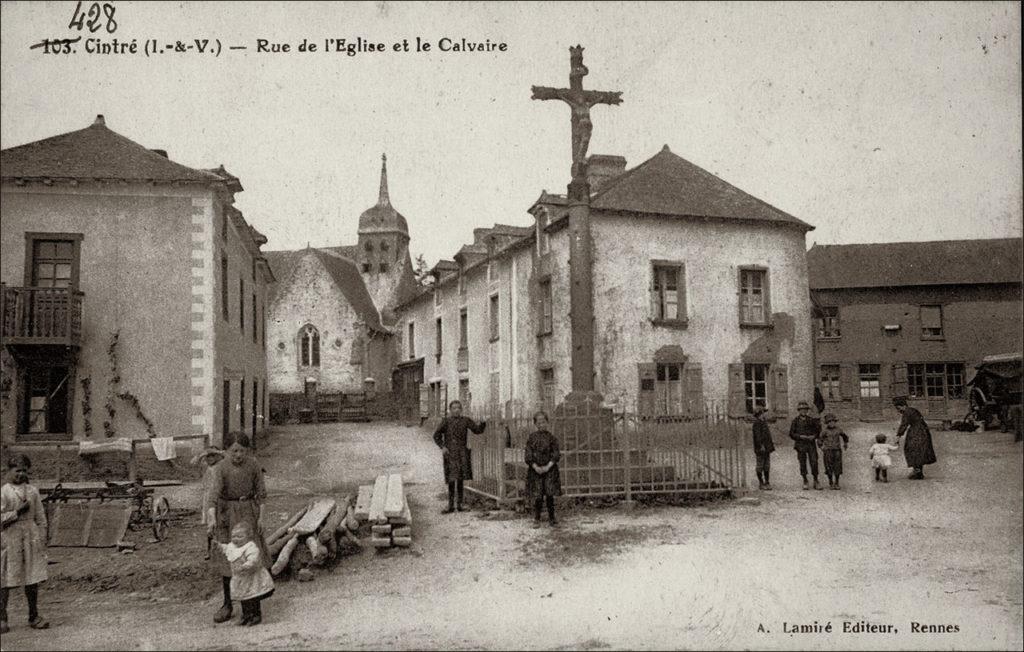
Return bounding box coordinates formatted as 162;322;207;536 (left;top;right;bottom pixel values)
3;419;1021;651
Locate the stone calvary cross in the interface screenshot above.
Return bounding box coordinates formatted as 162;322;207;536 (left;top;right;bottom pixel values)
531;46;622;398
531;45;623;201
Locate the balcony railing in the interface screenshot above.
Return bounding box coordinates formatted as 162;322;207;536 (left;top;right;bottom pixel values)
1;286;83;347
457;347;469;372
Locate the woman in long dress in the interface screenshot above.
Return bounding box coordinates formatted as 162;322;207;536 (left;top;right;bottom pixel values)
206;434;271;624
1;454;49;633
894;397;937;479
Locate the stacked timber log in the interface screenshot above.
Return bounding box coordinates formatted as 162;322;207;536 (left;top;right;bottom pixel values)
265;493;362;578
358;473;412;548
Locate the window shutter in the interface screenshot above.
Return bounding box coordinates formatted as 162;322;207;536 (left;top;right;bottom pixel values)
418;383;429;419
685;363;704;417
890;363;908;399
650;268;660;319
638;363;656;416
840;363;857;400
771;364;789;419
728;363;746;418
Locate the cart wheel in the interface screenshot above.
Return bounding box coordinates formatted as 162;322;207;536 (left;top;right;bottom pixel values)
152;496;171;541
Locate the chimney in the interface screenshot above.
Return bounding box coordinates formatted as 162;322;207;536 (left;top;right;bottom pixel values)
586;155;626;193
93;114;105;126
150;149;168;158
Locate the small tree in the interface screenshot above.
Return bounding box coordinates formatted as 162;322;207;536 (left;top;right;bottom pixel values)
413;254;432;286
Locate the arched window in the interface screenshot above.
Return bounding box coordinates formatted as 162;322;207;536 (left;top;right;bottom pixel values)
299;324;320;367
380;240;389;252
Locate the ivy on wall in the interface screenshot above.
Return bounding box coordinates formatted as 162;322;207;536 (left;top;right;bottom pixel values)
80;376;93;438
103;329;157;438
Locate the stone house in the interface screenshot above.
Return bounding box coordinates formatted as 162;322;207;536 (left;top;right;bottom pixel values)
808;238;1023;422
0;116;273;447
264;156;415;404
395;146;816;420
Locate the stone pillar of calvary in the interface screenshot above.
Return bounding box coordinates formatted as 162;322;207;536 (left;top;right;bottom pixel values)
532;46;622;401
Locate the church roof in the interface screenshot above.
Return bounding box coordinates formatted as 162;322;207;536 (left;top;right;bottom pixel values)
358;154;409;235
264;246;387;333
1;115;225;185
589;146;813;231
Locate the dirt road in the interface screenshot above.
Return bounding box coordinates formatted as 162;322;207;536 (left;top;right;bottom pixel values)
3;420;1021;650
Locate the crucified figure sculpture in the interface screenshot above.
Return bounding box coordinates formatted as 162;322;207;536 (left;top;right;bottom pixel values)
531;46;623;200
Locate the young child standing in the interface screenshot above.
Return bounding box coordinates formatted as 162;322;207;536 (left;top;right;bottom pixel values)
819;413;850;489
1;454;49;634
751;407;775;490
869;434;901;483
217;523;274;626
524;411;562;527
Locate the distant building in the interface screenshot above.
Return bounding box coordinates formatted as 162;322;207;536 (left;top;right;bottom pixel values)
808;238;1023;422
395;147;816;420
263;156;415;406
0;116;273;446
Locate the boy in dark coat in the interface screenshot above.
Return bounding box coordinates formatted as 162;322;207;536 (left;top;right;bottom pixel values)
433;401;486;513
819;412;849;489
751;406;775;490
789;400;823;490
524;411;562;527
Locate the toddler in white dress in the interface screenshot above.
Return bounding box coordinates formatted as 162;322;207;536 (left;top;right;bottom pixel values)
868;434;900;482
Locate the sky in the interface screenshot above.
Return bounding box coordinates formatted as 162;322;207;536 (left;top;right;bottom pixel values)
1;1;1021;266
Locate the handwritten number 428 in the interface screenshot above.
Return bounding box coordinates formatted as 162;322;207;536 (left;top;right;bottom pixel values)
68;1;117;34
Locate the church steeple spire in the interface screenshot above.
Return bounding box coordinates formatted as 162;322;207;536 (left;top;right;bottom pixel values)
378;153;390;207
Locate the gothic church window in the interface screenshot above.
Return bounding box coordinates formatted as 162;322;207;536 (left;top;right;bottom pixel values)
299;324;321;367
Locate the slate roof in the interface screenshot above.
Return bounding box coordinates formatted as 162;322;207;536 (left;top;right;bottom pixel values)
264;246;386;333
589;146;812;230
1;116;224;185
807;238;1023;290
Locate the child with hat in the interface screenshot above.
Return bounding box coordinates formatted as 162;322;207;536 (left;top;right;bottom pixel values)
751;406;775;490
819;413;849;489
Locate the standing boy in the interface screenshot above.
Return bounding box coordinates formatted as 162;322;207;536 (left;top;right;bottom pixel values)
789;400;823;490
433;401;487;513
819;413;850;489
751;406;775;490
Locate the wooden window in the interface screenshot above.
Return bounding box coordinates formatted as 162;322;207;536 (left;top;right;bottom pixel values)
540;367;556;411
859;364;881;398
909;362;964;398
459;308;468;349
20;364;70;437
30;240;73;288
738;267;769;326
221;255;229;321
252;294;258;343
408;322;415;359
907;363;926;398
820;364;841;400
946;363;965;398
651;263;685;323
489;294;500;342
744;364;769;413
538;278;553;335
654;363;684;415
300;324;320;367
920;305;943;339
817;307;840;338
435;318;443;363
